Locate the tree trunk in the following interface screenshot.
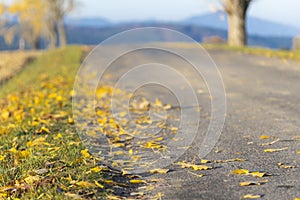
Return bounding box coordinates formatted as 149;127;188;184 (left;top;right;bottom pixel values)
57;19;66;47
228;11;246;46
225;0;251;47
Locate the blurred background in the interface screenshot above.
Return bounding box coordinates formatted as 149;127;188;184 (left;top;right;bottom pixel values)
0;0;299;51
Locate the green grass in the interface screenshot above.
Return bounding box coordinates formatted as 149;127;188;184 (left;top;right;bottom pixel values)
0;46;107;199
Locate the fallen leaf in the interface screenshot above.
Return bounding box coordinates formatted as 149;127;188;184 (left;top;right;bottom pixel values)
277;162;296;169
250;172;267;178
0;155;6;161
214;158;246;163
128;149;133;155
81;149;91;158
296;150;300;155
24;175;40;184
260;135;270;139
201;159;211;164
240;181;261;186
94;180;104;189
178;162;212;170
261;138;280;146
264;147;288;153
232;169;249;175
90;166;107;173
243;194;262;199
36;126;50;134
149;168;169;174
76;181;94;188
130;180;147;184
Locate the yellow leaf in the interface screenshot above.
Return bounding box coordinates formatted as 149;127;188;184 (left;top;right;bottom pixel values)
149;169;169;174
164;104;172;110
68;117;74;124
264;147;288;153
0;155;6;161
130;180;147;184
56;133;63;138
19;150;30;158
1;111;10;120
24;175;40;184
200;159;211;164
26;136;50;147
296;150;300;155
94;180;104;189
240;181;261;186
91;166;107;173
8;147;17;154
81;149;91;158
121;170;131;175
155;98;163;107
129;149;133;155
76;181;94;188
243;194;262;199
260;135;270;139
294;198;300;200
232;169;250;175
277;163;295;169
250;172;266;178
178;162;212;171
36;126;50;134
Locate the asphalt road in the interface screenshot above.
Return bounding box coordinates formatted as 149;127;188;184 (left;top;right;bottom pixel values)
86;46;300;199
143;49;300;200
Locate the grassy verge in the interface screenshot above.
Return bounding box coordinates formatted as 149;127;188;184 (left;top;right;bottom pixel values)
0;46;107;199
0;51;40;85
202;43;300;60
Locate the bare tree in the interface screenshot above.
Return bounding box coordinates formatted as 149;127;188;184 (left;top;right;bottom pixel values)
47;0;75;48
224;0;252;46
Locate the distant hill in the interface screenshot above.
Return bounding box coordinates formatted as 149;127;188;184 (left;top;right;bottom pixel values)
64;17;111;28
185;12;300;37
0;14;297;50
65;23;292;50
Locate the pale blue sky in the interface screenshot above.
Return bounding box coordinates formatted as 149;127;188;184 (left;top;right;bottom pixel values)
2;0;300;28
70;0;300;28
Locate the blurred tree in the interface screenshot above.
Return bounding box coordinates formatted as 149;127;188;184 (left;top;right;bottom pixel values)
224;0;252;46
8;0;49;49
47;0;75;47
0;3;5;14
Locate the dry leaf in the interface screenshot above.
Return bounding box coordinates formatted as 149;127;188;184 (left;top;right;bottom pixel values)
243;194;262;199
178;162;212;171
149;169;169;174
296;150;300;155
277;163;296;169
240;181;261;186
200;159;211;164
130;180;147;184
261;138;280;146
260;135;270;139
24;175;40;184
0;155;6;161
214;158;246;163
232;169;249;175
94;180;104;189
76;181;94;188
81;149;91;158
250;172;267;178
264;147;288;153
